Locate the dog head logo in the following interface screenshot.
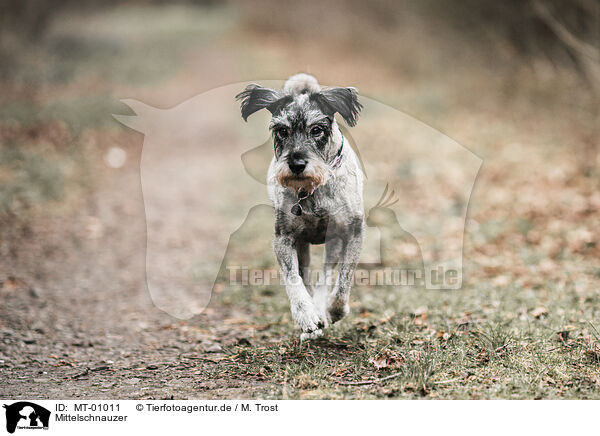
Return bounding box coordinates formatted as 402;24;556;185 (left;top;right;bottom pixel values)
114;78;481;319
3;402;50;434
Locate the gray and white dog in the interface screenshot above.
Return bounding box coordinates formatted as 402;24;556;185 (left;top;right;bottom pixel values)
236;74;364;339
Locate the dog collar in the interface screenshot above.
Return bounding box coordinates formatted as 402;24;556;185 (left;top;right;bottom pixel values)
329;141;344;170
329;129;345;170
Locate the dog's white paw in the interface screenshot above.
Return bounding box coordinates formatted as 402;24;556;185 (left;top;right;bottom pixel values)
291;300;325;333
312;285;331;328
300;329;323;341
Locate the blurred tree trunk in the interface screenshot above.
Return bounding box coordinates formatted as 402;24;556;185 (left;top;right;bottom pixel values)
530;0;599;175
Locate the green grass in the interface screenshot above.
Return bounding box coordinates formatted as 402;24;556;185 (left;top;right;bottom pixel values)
212;277;600;399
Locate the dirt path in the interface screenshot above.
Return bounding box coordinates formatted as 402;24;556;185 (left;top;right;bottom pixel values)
0;129;275;399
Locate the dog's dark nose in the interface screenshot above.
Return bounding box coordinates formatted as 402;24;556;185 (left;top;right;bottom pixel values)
288;154;307;174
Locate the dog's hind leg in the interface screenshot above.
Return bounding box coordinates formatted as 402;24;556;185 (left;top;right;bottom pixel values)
274;235;324;339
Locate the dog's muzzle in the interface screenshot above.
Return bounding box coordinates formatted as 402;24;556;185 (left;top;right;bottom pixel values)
275;162;328;196
288;153;307;175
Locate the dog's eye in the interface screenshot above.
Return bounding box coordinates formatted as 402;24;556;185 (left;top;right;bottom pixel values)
310;126;323;136
275;128;289;140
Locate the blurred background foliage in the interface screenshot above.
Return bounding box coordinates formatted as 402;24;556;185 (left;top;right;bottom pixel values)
3;0;597;80
0;0;598;221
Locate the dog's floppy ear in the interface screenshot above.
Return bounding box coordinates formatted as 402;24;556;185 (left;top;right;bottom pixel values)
311;87;362;127
235;84;291;121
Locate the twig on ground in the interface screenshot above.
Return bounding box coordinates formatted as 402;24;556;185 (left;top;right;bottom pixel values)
495;343;509;353
72;368;89;379
334;372;403;386
433;378;461;385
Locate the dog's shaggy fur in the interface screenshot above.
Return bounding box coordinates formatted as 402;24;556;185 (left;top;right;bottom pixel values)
236;74;364;339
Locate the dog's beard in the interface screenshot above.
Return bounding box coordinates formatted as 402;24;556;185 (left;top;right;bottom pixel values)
272;159;329;195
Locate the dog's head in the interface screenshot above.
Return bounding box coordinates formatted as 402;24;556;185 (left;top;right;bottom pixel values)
236;74;362;194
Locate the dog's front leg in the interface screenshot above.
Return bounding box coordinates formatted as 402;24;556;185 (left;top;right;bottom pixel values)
328;219;364;323
274;235;324;339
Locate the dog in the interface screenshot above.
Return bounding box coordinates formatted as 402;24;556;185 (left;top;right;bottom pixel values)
236;73;364;339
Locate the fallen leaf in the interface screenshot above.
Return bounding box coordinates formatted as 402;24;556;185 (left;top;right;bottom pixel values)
331;367;352;377
530;307;549;318
413;307;427;317
369;349;405;370
437;331;451;341
202;341;222;353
